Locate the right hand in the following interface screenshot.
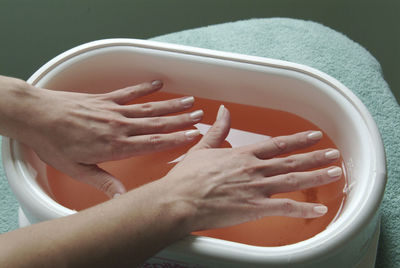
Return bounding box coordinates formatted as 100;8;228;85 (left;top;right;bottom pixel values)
158;105;342;233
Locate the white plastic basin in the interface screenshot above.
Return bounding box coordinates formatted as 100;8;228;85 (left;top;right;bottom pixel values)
1;39;386;268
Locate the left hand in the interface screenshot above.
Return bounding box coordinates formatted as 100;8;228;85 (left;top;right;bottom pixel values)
1;77;202;197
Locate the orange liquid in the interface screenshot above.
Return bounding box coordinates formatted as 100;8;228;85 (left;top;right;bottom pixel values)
46;92;346;247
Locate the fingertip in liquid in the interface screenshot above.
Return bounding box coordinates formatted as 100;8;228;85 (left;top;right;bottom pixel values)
307;131;323;141
216;104;225;121
151;80;163;88
185;129;200;140
180;96;195;108
327;166;342;178
190;110;204;122
313;205;328;215
325;149;340;160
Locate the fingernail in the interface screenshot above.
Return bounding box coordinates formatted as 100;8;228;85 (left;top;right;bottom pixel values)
180;96;194;108
216;105;225;121
327;167;342;178
325;149;340;160
313;205;328;215
185;129;200;140
307;131;323;141
151;80;162;87
113;193;121;198
190;110;204;122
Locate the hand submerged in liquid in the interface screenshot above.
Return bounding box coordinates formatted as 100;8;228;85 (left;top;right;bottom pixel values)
5;78;203;198
156;105;342;232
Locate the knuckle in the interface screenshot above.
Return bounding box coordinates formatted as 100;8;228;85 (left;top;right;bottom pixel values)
177;98;187;108
297;134;309;146
95;127;125;155
98;131;117;143
148;135;164;149
284;156;299;171
123;86;142;100
105;138;123;158
300;207;308;218
117;87;138;100
284;173;299;189
314;173;325;185
108;117;127;129
281;200;295;214
235;157;258;176
271;137;286;151
313;151;326;163
171;99;183;109
209;124;224;136
149;117;166;130
129;89;140;99
140;103;155;115
240;160;257;176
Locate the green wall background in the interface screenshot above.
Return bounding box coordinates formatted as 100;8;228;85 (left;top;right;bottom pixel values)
0;0;398;103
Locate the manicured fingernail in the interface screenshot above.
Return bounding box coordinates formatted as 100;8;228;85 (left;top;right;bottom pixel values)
185;129;200;140
325;149;340;160
216;105;225;121
327;167;342;178
113;193;121;198
307;131;323;141
313;205;328;215
180;96;194;108
151;80;162;87
190;110;204;122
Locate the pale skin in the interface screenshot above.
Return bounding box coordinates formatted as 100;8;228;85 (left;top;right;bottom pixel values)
0;75;204;197
0;76;342;267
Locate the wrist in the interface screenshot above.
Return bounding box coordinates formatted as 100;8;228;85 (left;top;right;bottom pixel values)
149;178;201;237
143;179;195;239
0;76;47;142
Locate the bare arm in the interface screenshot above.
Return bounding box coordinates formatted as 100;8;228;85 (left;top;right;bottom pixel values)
0;183;188;268
0;104;341;268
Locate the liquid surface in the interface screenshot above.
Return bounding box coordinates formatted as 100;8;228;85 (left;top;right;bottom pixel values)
47;92;346;247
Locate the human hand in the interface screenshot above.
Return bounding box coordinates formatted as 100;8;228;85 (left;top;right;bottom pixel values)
9;79;202;197
159;105;342;233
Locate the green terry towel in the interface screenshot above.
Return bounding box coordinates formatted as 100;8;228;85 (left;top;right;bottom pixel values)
0;18;399;267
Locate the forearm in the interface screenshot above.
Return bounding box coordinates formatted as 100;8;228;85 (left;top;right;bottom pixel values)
0;180;190;268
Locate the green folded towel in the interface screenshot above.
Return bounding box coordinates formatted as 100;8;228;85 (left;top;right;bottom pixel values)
0;151;19;231
0;18;398;268
151;18;400;268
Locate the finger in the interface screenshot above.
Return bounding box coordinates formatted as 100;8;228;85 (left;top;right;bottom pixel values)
73;164;126;198
263;166;342;196
119;96;195;118
105;80;163;105
265;198;328;218
189;105;231;152
262;148;340;177
127;110;203;135
245;130;323;160
119;130;201;157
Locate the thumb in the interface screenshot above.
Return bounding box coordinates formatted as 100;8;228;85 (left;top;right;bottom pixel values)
190;105;231;152
74;163;127;198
